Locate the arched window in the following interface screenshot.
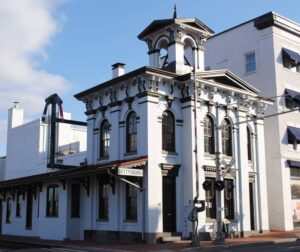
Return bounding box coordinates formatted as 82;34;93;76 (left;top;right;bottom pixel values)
204;115;215;154
247;126;252;161
126;112;137;153
221;119;232;156
162;110;175;152
100;120;110;158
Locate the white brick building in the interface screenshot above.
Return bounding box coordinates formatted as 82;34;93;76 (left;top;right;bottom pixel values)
0;13;271;243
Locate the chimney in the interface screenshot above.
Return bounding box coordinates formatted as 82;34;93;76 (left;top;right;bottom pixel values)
8;102;24;130
112;63;125;78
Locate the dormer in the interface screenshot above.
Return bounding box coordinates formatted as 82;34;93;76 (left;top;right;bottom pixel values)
138;9;214;74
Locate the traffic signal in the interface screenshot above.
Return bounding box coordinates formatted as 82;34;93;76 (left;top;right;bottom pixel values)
202;180;212;191
215;180;225;191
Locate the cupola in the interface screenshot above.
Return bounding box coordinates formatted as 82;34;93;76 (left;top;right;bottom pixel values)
138;7;214;74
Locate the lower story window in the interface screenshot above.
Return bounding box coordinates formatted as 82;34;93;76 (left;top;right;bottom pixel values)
6;198;11;224
126;184;137;221
205;177;235;220
205;178;216;219
224;179;235;219
46;185;59;217
99;183;109;220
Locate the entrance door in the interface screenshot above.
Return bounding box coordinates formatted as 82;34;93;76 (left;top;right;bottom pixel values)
162;176;176;232
26;191;33;229
249;183;255;230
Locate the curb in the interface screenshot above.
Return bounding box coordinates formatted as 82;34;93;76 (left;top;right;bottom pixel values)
182;238;300;251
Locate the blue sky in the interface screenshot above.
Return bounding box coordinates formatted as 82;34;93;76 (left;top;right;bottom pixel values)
1;0;300;156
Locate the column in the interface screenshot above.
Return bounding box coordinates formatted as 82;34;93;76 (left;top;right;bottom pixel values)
236;110;250;235
254;118;269;232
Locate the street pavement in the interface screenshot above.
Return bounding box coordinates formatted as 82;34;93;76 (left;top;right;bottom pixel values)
1;230;300;252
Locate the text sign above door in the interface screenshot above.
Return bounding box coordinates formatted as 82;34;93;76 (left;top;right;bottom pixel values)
118;167;143;177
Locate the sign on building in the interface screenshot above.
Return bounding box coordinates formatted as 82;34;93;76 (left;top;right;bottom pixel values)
118;167;143;177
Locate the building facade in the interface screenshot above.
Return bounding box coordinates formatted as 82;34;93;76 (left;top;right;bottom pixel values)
0;13;271;243
205;12;300;231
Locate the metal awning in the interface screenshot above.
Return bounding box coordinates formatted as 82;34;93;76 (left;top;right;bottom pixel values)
0;156;147;190
288;126;300;142
288;160;300;168
285;89;300;99
282;48;300;63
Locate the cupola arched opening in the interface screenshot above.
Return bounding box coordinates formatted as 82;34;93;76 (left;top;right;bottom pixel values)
155;36;169;69
183;36;196;67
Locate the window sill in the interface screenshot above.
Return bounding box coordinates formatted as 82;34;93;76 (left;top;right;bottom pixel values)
124;151;137;157
45;216;59;218
96;219;109;223
245;70;256;75
204;153;216;158
98;156;109;161
71;216;80;219
25;227;32;230
205;218;216;223
161;150;178;156
16;216;21;218
124;220;138;223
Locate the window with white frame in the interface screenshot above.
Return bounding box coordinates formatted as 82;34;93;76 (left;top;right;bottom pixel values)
245;52;256;73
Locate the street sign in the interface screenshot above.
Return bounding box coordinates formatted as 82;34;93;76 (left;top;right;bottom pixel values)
118;167;143;177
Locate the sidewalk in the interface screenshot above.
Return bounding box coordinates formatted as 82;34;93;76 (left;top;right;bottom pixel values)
1;230;300;251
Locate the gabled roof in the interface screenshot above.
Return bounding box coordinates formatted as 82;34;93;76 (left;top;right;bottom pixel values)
197;69;260;94
138;17;214;40
177;69;260;95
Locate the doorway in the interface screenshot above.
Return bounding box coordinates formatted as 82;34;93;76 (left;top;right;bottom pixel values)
162;176;176;232
249;182;255;230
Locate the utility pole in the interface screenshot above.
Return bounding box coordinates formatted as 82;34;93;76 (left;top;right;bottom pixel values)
191;65;200;246
215;104;224;242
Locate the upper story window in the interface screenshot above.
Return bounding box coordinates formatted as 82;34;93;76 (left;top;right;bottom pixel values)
126;111;137;153
285;89;300;109
221;119;232;156
71;184;80;218
282;48;300;73
100;120;110;158
247;126;252;161
245;52;256;73
204;115;215;154
46;185;59;217
162;110;175;152
287;126;300;150
6;197;11;224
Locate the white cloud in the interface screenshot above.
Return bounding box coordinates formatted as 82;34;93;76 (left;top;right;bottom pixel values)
0;0;70;155
0;0;70;116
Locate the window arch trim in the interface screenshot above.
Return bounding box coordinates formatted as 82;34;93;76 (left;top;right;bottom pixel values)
162;110;176;152
221;118;233;157
126;111;137;153
204;114;215;154
99;119;110;158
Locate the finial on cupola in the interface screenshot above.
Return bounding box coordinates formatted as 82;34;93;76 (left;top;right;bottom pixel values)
173;4;177;19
